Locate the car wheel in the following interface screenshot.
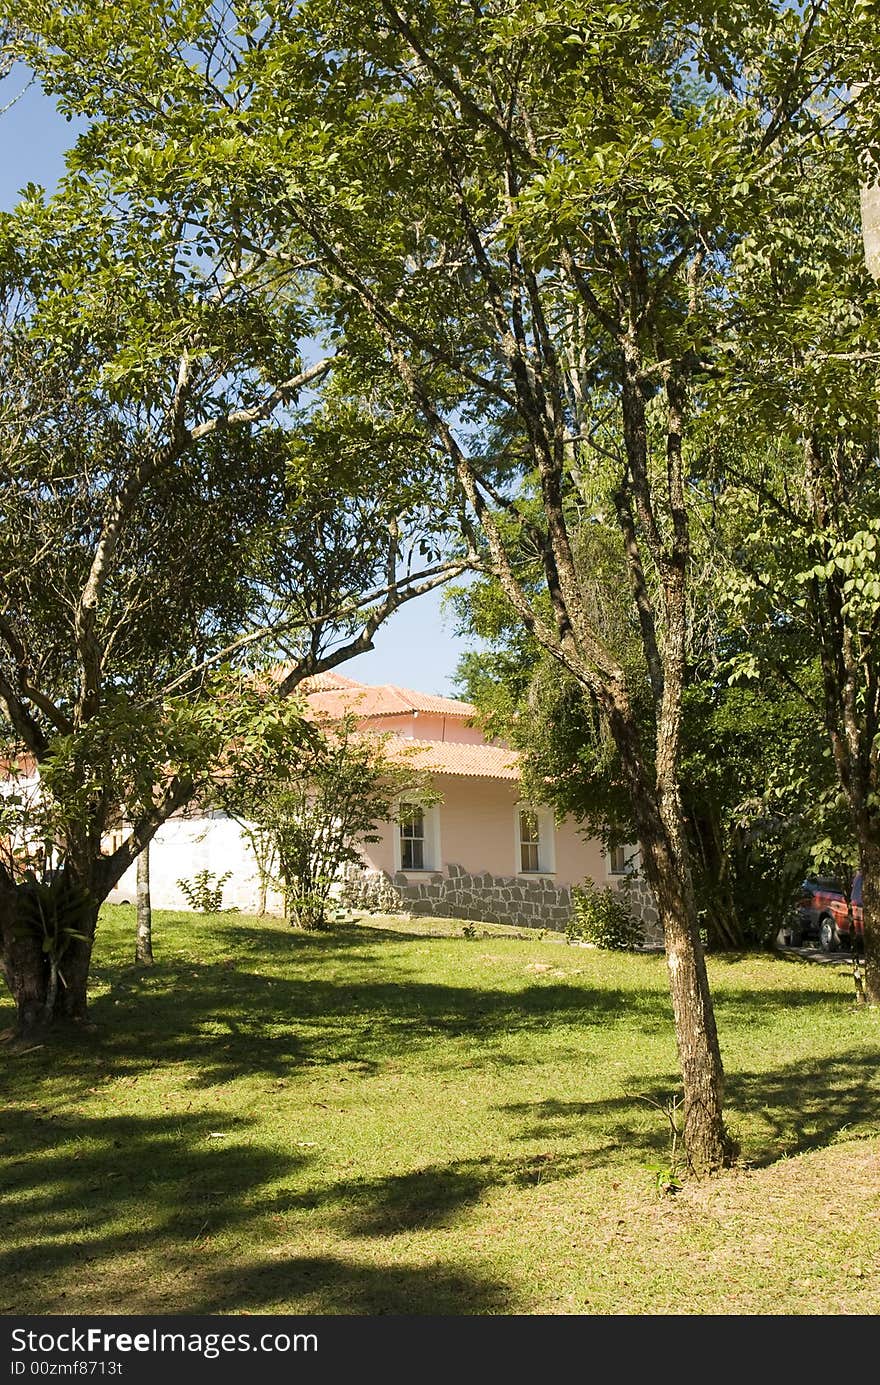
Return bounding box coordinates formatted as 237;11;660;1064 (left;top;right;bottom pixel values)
819;916;840;953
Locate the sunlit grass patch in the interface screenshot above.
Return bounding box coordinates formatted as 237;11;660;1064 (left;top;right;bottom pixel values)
2;904;879;1315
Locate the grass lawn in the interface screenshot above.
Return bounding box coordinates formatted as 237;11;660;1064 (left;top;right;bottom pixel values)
2;903;880;1316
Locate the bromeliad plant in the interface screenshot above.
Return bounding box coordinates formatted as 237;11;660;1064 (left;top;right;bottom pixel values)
16;870;93;1023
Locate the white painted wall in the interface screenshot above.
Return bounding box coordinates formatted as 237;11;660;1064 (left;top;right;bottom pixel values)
107;811;283;915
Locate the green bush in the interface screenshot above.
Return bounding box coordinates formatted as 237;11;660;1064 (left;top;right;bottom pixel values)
567;879;642;950
176;868;232;913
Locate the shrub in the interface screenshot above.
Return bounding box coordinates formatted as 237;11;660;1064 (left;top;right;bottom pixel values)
176;868;232;913
567;878;642;950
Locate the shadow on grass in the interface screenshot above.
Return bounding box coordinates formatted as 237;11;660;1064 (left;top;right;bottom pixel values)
496;1047;880;1169
726;1050;880;1164
2;913;876;1314
48;915;852;1090
0;1107;309;1310
183;1253;518;1315
274;1147;592;1241
710;988;860;1018
114;915;496;964
0;1107;520;1314
201;916;553;951
3;1048;879;1312
2;959;661;1099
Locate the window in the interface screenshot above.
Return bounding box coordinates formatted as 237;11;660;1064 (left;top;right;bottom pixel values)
394;800;440;873
399;804;425;871
515;805;555;875
519;808;541;873
608;845;628;875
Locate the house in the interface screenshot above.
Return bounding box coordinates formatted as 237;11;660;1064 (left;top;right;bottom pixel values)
304;675;617;930
107;674;656;935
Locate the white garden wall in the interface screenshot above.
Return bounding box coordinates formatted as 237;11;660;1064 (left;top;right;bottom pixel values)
107;811;283;915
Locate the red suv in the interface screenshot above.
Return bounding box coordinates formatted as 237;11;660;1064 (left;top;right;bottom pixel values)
794;873;864;952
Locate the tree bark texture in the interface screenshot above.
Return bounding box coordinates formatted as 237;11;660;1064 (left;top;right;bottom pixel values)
859;834;880;1004
0;870;47;1036
860;182;880;282
135;841;154;965
618;736;734;1175
859;165;880;996
641;832;733;1174
54;922;96;1022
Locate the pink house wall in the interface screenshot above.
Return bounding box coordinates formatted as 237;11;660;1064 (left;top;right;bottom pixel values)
362;773;606;889
365;711;485;744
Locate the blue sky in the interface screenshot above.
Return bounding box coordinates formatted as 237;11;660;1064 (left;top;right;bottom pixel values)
0;67;472;696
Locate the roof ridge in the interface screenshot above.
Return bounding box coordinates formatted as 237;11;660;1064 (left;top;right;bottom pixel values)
374;682;475;714
402;734;512;749
300;677;476;717
297;671;369;692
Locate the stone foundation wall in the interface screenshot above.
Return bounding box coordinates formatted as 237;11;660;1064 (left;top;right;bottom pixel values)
618;874;663;947
340;862;574;931
341;861;663;944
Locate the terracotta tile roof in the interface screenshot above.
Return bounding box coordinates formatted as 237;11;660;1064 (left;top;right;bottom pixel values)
300;674;476;722
0;750;38;780
382;736;519;780
268;672;516;779
291;671;363;693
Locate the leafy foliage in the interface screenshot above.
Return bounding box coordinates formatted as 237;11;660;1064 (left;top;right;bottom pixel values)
176;869;233;915
16;870;93;966
218;711;436;931
567;879;642;951
0;4;466;1025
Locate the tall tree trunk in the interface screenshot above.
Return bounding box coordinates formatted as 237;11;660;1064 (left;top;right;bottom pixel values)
858;833;880;1004
135;841;154;965
858;106;880;997
53;917;96;1022
0;868;98;1035
0;870;46;1037
610;701;733;1174
637;805;734;1176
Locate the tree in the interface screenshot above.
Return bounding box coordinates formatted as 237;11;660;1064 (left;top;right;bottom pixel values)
705;112;880;996
135;841;153;965
4;0;864;1168
219;711;434;930
248;0;847;1173
0;123;462;1036
454;570;836;951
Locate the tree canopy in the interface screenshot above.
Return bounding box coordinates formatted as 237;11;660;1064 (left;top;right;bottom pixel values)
3;0;880;1172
